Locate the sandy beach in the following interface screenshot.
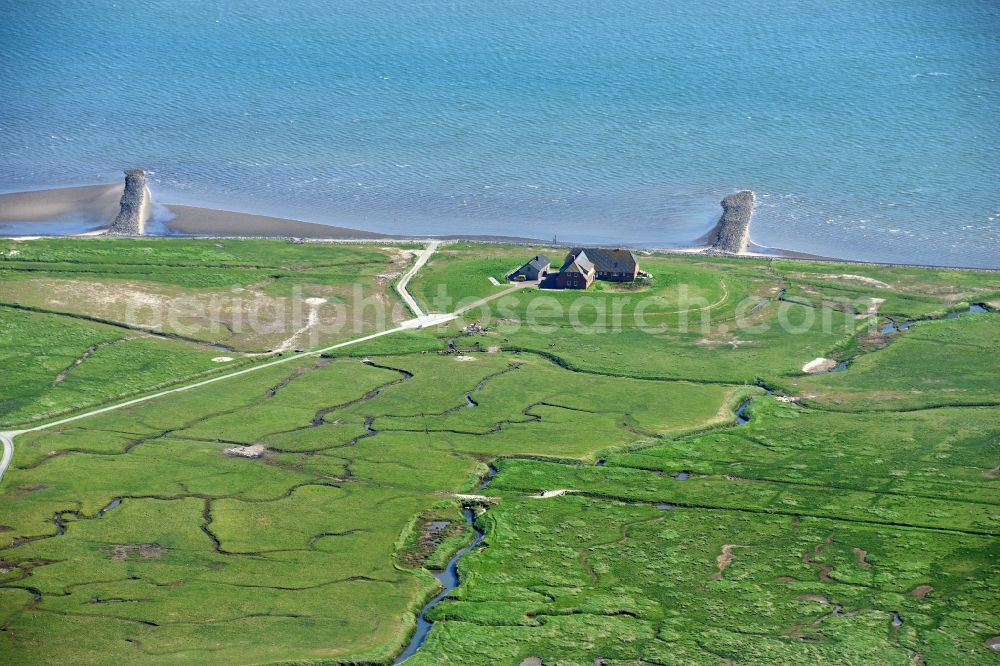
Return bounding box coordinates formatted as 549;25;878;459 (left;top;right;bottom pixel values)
0;184;123;224
0;184;389;239
0;183;544;243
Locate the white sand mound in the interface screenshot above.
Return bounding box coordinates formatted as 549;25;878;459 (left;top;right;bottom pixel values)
455;355;476;362
820;274;891;289
802;357;836;373
224;444;266;458
864;297;886;315
532;489;576;499
212;356;234;363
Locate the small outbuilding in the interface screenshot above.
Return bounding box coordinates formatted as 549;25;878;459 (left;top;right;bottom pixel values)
509;255;551;282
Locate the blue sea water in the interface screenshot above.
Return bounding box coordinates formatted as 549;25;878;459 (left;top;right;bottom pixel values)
1;0;998;266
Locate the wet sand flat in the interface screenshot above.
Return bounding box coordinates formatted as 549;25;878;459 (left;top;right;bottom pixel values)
163;204;390;239
0;184;123;223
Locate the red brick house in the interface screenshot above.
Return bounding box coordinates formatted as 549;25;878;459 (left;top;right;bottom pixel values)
565;248;639;282
554;251;596;289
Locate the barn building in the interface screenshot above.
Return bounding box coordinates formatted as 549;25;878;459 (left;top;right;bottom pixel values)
508;254;551;282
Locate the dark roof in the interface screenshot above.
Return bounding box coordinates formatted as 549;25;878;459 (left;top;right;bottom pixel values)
560;250;594;275
510;254;552;279
567;248;637;273
527;254;550;270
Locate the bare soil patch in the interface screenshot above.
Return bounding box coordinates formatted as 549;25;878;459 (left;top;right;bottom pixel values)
224;444;266;458
856;328;890;353
109;544;167;561
796;594;832;604
803;535;835;582
815;273;892;289
711;544;744;580
13;484;48;496
864;297;886;315
398;519;463;569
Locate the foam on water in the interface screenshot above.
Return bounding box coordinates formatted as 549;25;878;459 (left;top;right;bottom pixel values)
0;0;997;266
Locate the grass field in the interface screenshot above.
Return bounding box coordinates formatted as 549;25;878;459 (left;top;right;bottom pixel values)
1;239;997;665
0;238;414;426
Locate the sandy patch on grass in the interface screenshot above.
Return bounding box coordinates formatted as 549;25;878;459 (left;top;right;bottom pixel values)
13;484;48;496
802;357;836;373
911;585;933;598
212;356;234;362
852;547;871;568
532;489;576;499
863;297;886;316
109;544;167;561
393;248;418;261
711;544;744;580
224;444;266;458
452;493;498;503
65;281;167;310
696;336;747;349
267;297;327;354
816;274;892;289
455;355;477;362
796;594;832;604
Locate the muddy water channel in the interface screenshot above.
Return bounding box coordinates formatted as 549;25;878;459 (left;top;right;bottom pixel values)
814;303;992;375
882;303;989;335
394;507;485;663
395;468;495;663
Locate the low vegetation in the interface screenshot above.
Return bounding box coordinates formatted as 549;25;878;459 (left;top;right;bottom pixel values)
0;239;997;664
0;238;412;426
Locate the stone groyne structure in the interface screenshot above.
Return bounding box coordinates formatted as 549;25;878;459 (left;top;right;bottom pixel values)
708;190;755;254
106;169;150;235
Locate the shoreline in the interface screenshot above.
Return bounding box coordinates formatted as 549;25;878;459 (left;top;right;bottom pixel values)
1;183;996;272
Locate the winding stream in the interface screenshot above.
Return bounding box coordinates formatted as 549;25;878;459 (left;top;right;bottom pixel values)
821;303;991;374
882;303;989;335
735;399;752;425
395;467;495;664
392;348;931;662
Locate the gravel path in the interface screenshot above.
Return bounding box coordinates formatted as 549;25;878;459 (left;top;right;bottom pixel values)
395;241;441;318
